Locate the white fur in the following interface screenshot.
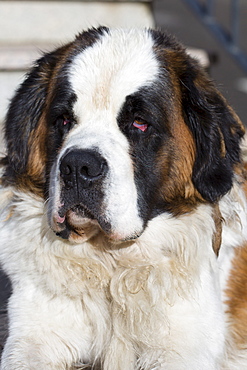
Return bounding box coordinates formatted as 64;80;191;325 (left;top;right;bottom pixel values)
1;183;247;369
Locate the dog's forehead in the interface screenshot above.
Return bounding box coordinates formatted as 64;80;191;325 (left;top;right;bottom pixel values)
68;29;160;121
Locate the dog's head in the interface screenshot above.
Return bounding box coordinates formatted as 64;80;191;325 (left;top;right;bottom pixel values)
2;27;244;243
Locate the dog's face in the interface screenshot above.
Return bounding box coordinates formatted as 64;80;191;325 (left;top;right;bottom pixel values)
2;27;244;243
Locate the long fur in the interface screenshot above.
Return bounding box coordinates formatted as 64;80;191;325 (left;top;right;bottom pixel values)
0;27;247;369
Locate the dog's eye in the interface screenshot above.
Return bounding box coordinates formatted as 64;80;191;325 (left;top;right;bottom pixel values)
63;118;70;126
55;116;73;135
61;116;72;129
133;120;148;132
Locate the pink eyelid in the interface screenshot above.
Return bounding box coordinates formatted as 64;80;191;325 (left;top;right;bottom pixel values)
133;121;148;132
63;119;70;125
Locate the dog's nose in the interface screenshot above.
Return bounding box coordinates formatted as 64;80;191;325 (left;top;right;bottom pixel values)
60;149;107;189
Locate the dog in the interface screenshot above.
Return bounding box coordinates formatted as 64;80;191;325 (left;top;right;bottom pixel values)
0;26;247;369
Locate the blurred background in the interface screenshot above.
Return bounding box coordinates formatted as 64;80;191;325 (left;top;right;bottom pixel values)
154;0;247;126
0;0;247;350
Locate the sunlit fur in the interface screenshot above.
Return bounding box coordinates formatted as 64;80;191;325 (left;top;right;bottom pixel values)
0;27;247;369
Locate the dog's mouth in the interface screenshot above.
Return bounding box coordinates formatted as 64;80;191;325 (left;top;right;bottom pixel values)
52;203;109;243
51;201;142;244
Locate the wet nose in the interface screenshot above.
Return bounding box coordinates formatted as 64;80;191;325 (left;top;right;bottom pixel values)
60;149;107;189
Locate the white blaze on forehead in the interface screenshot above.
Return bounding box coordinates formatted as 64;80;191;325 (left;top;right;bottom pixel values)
69;28;159;120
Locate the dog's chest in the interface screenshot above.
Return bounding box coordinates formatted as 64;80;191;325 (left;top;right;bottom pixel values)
62;248;193;341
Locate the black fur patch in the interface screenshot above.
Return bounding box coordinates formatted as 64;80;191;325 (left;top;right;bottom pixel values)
117;83;173;224
179;58;244;202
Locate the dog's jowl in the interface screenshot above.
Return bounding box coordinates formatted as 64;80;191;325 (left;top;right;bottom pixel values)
0;27;247;369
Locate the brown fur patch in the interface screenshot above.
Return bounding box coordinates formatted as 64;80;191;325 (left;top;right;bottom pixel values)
17;44;76;196
226;243;247;347
212;204;222;256
217;127;227;158
25;113;48;196
157;110;202;215
228;104;245;138
153;48;208;215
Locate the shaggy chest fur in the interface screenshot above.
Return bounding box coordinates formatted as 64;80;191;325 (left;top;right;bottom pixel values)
0;189;233;369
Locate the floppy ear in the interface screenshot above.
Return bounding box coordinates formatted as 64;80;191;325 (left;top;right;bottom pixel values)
179;56;245;202
2;49;61;191
4;52;57;171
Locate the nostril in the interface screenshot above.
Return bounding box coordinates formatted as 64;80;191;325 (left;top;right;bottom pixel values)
63;164;72;176
81;166;88;175
80;165;90;179
80;162;106;179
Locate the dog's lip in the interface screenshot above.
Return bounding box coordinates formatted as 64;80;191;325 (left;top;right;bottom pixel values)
66;208;98;229
58;203;94;221
55;204;98;229
52;204;142;243
51;204;101;242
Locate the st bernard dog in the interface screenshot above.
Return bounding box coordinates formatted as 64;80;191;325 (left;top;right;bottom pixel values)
0;26;247;370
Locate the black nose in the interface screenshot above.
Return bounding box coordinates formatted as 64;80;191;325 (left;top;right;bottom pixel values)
60;149;107;189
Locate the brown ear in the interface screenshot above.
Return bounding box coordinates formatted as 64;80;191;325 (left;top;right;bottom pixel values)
179;54;245;202
150;29;244;202
2;54;53;187
1;46;67;194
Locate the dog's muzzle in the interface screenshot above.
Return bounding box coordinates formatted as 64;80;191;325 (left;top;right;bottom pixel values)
52;148;111;242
